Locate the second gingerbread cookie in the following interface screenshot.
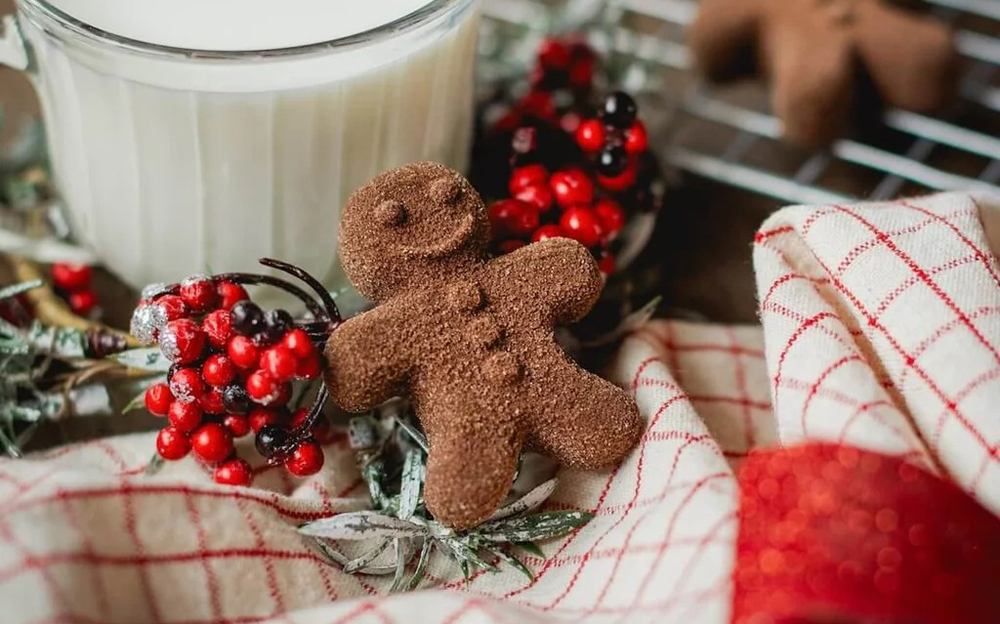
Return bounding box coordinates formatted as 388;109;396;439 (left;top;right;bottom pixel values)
325;162;643;530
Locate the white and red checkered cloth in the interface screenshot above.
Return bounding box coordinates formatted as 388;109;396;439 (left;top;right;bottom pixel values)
2;191;999;624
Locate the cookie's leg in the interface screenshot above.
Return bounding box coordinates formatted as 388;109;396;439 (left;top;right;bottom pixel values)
764;10;854;147
420;396;524;530
688;0;762;81
854;1;958;112
529;360;643;471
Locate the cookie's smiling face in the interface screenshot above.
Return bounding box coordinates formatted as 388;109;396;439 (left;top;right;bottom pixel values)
339;162;490;302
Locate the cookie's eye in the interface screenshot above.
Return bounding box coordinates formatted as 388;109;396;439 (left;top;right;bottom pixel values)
375;200;407;227
428;176;463;205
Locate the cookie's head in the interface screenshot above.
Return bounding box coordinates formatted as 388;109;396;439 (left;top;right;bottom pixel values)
339;162;490;302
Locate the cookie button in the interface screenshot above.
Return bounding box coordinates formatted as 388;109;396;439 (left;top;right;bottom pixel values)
482;352;523;386
446;280;485;313
468;315;504;349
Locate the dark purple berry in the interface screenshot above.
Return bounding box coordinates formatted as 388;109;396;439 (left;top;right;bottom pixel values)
222;384;250;415
599;92;637;129
597;145;629;177
261;309;293;343
255;424;288;457
230;301;264;336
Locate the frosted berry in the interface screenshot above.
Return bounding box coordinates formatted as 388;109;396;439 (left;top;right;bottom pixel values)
168;400;203;433
597;145;629;177
498;240;526;254
156;427;190;460
261;346;297;382
200;387;225;415
537;38;571;69
144;383;173;416
214;458;253;486
594;199;626;238
549;169;595;207
285;440;325;477
575;119;605;152
255;424;288;457
245;370;280;404
51;263;92;292
169;367;205;403
179;274;217;311
625;121;648;154
531;224;564;243
508;164;548;195
160;319;205;365
281;329;314;360
223;414;251;438
190;423;234;463
295;353;323;380
222;384;251;415
249;408;282;434
227;335;259;369
560;206;604;248
68;290;98;316
513;184;554;213
202;310;233;349
261;309;293;344
230;301;264;337
202;354;236;387
598;165;637;193
600;91;637;129
216;281;248;311
156;295;188;322
489;199;540;239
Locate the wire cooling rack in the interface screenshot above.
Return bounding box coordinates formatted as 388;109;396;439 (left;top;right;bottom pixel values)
479;0;1000;207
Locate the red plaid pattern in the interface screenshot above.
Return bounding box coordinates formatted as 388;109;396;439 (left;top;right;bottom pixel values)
1;191;997;623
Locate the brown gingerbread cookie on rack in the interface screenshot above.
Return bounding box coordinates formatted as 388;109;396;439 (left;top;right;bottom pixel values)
689;0;959;146
325;162;643;530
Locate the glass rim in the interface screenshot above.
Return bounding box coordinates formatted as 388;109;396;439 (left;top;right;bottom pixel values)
16;0;473;60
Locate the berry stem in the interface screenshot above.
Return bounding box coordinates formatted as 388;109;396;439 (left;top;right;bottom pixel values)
258;258;342;326
212;272;327;320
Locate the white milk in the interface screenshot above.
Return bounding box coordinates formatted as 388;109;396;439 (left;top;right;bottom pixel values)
5;0;480;291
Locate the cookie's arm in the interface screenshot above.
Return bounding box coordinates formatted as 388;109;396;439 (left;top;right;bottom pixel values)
688;0;762;81
323;305;412;412
498;237;602;325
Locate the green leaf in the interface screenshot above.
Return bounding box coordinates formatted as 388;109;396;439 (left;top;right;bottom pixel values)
0;280;41;301
363;459;391;510
490;547;534;581
398;449;424;521
405;539;433;591
122;390;150;414
477;511;594;544
26;323;87;358
145;454;165;476
342;537;393;574
388;539;408;593
298;511;426;541
513;541;545;558
487;478;558;521
394;416;429;453
107;348;170;372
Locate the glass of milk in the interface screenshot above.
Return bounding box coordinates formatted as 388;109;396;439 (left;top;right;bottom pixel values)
0;0;480;292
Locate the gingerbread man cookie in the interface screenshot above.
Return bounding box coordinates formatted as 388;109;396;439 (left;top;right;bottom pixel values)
689;0;958;146
325;162;643;530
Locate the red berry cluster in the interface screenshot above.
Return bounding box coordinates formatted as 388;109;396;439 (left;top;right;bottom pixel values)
134;273;329;486
50;263;99;317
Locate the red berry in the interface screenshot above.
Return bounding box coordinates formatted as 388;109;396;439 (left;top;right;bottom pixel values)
214;458;253;486
569;58;595;89
202;310;233;349
559;206;604;248
156;427;190;460
296;353;322;380
264;382;292;408
288;407;310;430
51;263;93;292
160;319;205;365
202;354;236;387
489;199;540;239
249;408;282;433
245;370;280;404
227;335;259;369
144;383;173;416
625;120;648;154
260;346;297;382
281;329;314;360
179;275;217;311
285;440;325;477
216;281;249;311
68;290;98;316
575;119;605;152
560;112;582;134
190;423;234;464
223;414;251;438
597;253;616;276
598;166;637;193
531;224;564;243
200;387;225;414
549;170;595;207
594;199;626;238
518;91;555;121
169;367;205;403
168;400;203;433
537;38;571;69
155;295;189;323
508;164;548;195
289;409;335;444
513;184;554;213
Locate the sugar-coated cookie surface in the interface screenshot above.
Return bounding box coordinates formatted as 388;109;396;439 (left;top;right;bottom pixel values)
689;0;959;146
325;162;643;529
